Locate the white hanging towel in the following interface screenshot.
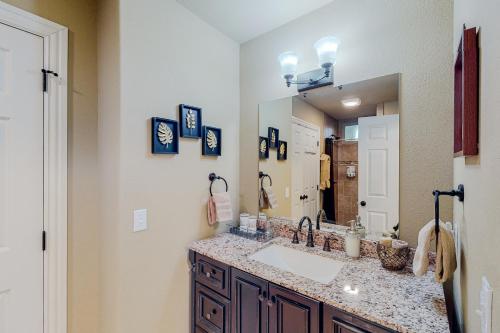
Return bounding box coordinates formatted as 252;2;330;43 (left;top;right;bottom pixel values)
263;186;278;209
212;192;233;223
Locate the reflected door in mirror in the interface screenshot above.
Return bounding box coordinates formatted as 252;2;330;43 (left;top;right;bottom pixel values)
358;115;399;236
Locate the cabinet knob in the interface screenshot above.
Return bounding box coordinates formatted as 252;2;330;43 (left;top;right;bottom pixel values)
206;313;211;320
205;272;211;278
258;294;264;302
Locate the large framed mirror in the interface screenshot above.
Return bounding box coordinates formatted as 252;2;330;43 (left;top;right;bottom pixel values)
258;74;400;240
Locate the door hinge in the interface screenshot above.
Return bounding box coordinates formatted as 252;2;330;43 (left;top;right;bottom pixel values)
317;185;319;191
42;230;46;251
41;69;59;92
317;141;319;147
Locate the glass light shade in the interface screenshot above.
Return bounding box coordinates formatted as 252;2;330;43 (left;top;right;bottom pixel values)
278;51;298;78
314;36;340;67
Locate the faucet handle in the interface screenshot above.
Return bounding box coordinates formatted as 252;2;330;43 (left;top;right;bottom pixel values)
323;236;331;252
291;230;299;244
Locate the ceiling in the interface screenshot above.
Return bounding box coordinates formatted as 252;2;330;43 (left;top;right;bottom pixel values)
298;74;400;120
176;0;334;43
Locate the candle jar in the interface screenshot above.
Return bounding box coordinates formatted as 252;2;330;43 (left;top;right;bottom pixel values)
345;229;361;258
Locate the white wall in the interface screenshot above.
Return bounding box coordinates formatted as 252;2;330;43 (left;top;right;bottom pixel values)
240;0;454;246
453;0;500;331
98;0;240;332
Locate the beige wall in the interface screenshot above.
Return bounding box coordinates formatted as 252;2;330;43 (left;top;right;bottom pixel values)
259;97;292;217
98;1;240;332
240;0;454;246
453;0;500;331
2;1;100;332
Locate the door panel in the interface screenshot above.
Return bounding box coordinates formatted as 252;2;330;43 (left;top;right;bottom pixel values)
0;23;44;333
231;268;268;333
268;284;320;333
358;115;399;235
291;119;320;221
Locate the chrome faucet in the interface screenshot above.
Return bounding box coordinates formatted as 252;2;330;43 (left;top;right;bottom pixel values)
292;216;315;247
316;209;326;230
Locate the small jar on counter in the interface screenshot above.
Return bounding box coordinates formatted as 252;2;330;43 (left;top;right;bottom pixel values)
345;221;361;258
247;216;257;232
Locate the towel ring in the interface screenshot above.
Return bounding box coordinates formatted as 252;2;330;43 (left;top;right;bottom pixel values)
209;172;228;196
259;171;272;188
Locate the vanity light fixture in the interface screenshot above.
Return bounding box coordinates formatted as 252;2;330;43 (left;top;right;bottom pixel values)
341;97;362;108
278;36;340;92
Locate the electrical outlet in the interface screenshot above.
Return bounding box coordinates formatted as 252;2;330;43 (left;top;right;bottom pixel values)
133;209;148;232
476;276;493;333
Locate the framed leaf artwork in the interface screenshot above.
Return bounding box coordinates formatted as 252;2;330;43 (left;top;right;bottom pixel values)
151;117;179;154
259;136;269;159
179;104;202;138
268;127;279;149
277;141;287;160
202;126;221;156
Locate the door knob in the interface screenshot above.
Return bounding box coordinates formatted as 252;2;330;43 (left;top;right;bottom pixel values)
360;201;366;207
304;195;308;199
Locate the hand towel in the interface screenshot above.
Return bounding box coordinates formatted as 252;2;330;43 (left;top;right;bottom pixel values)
212;192;233;223
320;154;331;190
263;186;278;209
207;196;217;226
259;188;269;209
435;226;457;283
413;219;439;276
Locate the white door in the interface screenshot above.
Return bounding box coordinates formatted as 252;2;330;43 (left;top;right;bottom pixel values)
358;115;399;236
291;118;320;221
0;23;44;333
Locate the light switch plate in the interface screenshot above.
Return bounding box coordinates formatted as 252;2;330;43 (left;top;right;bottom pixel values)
133;209;148;232
285;187;290;198
478;276;493;333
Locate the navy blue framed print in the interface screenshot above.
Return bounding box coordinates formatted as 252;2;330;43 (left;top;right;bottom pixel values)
277;141;287;160
259;136;269;159
179;104;202;138
202;126;221;156
151;117;179;154
268;127;279;149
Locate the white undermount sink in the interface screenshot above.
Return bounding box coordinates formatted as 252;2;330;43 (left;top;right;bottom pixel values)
248;244;345;284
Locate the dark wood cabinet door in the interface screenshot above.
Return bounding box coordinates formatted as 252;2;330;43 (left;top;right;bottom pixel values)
323;305;395;333
231;268;268;333
268;283;320;333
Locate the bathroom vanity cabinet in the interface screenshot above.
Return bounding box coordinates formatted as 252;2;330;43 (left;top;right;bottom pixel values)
190;251;396;333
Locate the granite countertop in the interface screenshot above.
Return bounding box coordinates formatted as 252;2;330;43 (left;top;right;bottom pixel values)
189;233;449;333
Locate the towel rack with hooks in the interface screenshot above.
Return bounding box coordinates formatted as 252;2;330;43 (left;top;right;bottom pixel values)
259;171;272;188
208;172;228;196
432;184;464;249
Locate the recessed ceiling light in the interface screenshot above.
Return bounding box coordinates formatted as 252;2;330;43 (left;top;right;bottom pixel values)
341;97;361;108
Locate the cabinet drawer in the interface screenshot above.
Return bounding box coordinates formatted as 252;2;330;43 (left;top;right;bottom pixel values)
195;254;230;298
324;305;396;333
195;326;209;333
195;283;231;333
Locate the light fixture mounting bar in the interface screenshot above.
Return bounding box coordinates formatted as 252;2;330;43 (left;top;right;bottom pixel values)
295;67;334;92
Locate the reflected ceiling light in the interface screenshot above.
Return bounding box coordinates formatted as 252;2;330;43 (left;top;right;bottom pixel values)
341;98;361;108
343;285;359;295
278;36;340;92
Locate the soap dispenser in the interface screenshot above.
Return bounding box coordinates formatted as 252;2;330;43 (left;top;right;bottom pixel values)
345;220;361;258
